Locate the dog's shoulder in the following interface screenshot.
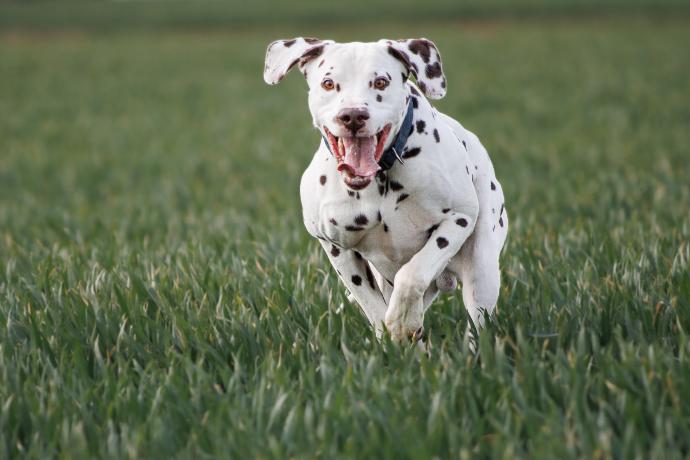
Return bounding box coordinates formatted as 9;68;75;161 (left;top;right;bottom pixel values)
387;85;477;202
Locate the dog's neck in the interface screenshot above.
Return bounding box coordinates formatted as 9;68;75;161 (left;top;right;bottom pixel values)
376;100;414;171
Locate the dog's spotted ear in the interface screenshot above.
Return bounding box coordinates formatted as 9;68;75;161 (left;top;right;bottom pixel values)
380;38;446;99
263;38;333;85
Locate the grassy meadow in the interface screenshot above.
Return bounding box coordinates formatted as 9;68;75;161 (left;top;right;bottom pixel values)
1;2;689;458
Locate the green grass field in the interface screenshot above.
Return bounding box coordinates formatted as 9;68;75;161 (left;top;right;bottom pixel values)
1;3;689;458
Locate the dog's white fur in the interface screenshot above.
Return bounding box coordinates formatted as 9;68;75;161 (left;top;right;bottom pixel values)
264;38;508;342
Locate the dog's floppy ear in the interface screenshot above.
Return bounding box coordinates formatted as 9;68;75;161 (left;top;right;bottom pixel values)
263;37;333;85
380;38;446;99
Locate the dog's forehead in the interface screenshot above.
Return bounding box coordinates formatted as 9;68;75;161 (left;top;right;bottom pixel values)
321;42;397;73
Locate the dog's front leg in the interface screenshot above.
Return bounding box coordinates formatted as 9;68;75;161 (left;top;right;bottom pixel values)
318;241;388;337
386;211;477;342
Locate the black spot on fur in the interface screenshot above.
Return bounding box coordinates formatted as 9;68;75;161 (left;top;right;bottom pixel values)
376;94;382;102
365;266;376;290
416;120;426;133
383;223;389;232
500;203;505;215
418;81;427;95
318;59;325;68
410;97;419;109
377;211;382;222
354;251;363;259
304;37;320;44
319;175;327;185
466;165;470;175
354;214;368;225
283;39;296;47
336;83;341;92
491;181;496;191
441;78;446;88
456;218;468;227
401;72;407;81
462;140;467;150
410;86;420;96
389;180;404;191
426;223;440;239
442;208;450;213
378;184;385;196
298;45;325;68
402;147;421;159
408;39;432;63
387;46;412;72
345;225;364;232
433;129;440;143
329;218;338;226
436;237;449;249
351;275;362;286
330;245;340;257
499;217;504;227
356;192;361;200
425;62;443;79
396;193;409;204
347;190;355;197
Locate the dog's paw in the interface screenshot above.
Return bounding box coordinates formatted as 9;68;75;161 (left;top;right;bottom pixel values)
410;326;426;343
385;314;424;344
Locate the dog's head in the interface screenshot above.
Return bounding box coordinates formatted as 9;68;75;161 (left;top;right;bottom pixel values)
264;38;446;190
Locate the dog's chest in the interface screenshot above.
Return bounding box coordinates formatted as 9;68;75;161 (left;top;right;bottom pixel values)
311;171;436;266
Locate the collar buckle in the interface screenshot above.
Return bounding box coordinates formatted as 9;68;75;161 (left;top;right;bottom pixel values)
391;147;405;165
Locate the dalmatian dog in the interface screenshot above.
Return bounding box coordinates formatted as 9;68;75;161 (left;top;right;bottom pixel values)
263;37;508;344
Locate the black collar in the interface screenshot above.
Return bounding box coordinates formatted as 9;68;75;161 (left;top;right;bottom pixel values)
321;100;414;171
377;100;414;171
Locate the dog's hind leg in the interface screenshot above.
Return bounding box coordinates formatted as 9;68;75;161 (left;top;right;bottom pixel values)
457;246;501;330
453;177;508;330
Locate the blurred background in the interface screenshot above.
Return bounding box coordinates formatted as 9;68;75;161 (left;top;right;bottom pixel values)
1;0;688;246
1;1;689;458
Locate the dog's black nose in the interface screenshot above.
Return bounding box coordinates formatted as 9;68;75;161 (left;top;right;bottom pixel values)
337;108;370;133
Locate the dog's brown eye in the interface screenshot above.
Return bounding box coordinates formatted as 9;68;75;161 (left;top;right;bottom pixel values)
374;77;389;90
321;79;335;91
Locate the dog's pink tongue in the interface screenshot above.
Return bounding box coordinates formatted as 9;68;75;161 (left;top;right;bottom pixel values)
338;136;379;177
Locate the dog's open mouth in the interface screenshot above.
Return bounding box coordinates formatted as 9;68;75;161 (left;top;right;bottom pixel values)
324;124;392;190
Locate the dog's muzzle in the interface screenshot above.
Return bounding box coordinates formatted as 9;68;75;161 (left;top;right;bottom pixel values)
324;125;392;190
